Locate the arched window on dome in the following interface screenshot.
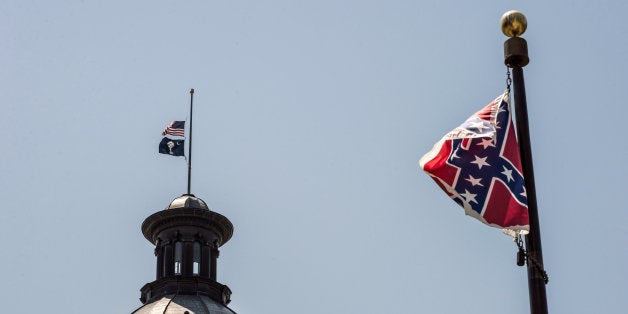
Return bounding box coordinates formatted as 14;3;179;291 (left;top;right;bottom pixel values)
174;241;183;275
193;241;201;275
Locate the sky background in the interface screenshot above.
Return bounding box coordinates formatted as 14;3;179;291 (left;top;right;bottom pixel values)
2;1;627;313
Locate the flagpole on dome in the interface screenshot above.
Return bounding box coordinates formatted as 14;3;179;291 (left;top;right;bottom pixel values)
187;88;194;195
501;10;549;314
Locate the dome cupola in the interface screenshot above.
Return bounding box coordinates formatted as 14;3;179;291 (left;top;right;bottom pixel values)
132;194;236;313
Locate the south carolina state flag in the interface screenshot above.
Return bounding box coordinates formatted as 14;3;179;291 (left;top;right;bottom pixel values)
419;91;529;234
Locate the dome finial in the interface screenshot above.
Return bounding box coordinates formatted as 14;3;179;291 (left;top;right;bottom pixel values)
501;10;527;38
167;194;210;210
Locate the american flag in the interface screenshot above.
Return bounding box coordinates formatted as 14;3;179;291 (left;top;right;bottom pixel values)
419;92;529;233
162;121;185;137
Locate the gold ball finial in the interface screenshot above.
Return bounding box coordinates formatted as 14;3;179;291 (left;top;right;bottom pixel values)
501;10;527;37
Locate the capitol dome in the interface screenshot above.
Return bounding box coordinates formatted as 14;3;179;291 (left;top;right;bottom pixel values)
132;294;235;314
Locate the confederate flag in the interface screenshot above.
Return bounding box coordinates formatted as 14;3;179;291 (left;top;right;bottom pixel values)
419;92;529;234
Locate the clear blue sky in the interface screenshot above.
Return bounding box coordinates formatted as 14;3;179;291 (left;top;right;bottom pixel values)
2;1;627;313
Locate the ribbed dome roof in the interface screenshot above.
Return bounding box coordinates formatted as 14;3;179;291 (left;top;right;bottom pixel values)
167;194;210;210
132;294;236;314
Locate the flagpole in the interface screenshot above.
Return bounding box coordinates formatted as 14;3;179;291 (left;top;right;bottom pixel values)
188;88;194;195
501;11;548;314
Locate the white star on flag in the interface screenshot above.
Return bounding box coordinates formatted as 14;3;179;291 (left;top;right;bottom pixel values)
461;189;478;204
469;120;489;132
501;166;514;182
465;175;484;186
477;138;495;149
471;155;490;169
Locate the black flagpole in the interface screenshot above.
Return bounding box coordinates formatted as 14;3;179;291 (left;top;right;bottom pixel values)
188;88;194;195
501;11;548;314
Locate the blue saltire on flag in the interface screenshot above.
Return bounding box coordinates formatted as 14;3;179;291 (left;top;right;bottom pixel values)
419;91;529;234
